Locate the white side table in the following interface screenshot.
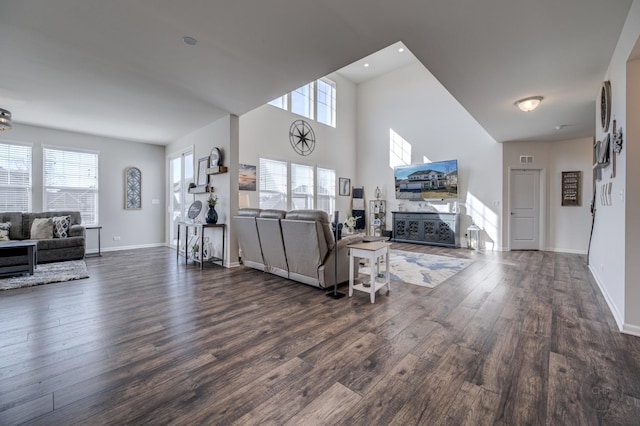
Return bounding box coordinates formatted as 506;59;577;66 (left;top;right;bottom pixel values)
347;241;391;303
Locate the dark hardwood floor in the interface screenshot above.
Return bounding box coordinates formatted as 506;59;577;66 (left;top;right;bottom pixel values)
1;244;639;425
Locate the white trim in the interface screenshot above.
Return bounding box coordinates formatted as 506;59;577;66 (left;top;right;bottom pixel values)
588;264;624;331
93;242;166;253
622;323;640;337
42;143;100;156
546;247;588;255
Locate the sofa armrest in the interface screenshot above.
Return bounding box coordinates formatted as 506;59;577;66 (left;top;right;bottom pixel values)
318;234;364;288
69;224;85;238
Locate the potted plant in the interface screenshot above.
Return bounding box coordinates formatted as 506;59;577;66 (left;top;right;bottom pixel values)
206;194;218;224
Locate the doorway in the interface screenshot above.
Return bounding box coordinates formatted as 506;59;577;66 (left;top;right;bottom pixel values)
168;149;194;249
509;168;542;250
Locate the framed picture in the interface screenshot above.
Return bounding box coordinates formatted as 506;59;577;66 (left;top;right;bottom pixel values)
339;177;351;196
239;164;257;191
197;157;210;186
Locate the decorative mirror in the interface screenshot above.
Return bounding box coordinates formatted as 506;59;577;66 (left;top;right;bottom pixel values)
125;167;142;209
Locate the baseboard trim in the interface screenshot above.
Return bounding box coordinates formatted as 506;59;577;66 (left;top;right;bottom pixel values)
588;264;624;332
546;247;588;255
86;242;166;254
622;323;640;337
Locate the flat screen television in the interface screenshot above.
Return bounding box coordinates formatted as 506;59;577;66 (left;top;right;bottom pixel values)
394;160;458;201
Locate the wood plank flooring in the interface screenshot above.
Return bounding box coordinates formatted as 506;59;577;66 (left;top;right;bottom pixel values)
0;244;639;425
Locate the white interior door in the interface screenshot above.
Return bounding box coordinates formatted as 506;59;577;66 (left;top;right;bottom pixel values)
510;169;540;250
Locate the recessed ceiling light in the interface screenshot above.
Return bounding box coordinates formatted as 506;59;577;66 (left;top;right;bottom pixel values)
515;96;543;112
182;36;197;46
398;47;405;52
364;63;370;68
555;124;566;130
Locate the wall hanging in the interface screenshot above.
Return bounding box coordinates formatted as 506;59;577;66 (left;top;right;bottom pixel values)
125;167;142;209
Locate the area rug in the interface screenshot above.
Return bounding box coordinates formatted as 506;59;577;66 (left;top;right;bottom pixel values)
360;250;473;289
0;260;89;290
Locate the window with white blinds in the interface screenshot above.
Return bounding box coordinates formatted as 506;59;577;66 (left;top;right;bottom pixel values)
0;142;32;212
317;167;335;215
291;163;314;210
43;146;99;225
259;158;287;210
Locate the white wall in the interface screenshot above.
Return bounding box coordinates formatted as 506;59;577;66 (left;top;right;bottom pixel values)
355;62;503;249
590;0;640;334
166;115;239;266
239;72;358;218
3;123;166;252
503;138;593;254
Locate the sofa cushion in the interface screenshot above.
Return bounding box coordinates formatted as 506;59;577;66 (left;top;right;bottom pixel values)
0;221;10;241
285;209;335;251
31;218;54;239
0;212;22;240
52;215;71;238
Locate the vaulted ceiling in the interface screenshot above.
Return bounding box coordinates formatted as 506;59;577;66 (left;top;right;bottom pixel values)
0;0;633;144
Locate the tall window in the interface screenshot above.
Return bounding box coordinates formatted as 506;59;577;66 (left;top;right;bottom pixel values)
317;78;336;127
259;158;287;210
291;82;315;119
291;163;314;210
317;167;336;214
0;142;32;212
43;146;99;225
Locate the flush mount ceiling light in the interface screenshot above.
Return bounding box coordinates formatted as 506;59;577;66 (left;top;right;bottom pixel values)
515;96;543;112
0;108;12;131
182;36;197;46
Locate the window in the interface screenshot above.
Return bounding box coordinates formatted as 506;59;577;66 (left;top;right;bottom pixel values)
43;146;99;225
291;163;314;210
317;167;335;214
0;142;32;212
259;158;287;210
317;78;336;127
267;78;337;128
291;82;315;119
268;95;287;110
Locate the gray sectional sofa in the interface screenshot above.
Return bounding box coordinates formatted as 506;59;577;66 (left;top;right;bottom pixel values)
0;211;85;267
234;208;363;289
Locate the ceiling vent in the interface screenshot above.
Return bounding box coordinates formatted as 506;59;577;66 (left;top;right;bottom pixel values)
519;155;534;164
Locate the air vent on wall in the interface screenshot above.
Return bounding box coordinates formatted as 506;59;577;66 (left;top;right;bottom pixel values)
520;155;534;164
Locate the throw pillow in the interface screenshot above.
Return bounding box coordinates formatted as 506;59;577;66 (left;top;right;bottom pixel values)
0;222;10;241
52;215;71;238
30;218;54;240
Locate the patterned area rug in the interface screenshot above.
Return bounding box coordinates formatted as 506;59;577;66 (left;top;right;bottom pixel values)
361;249;473;289
0;260;89;290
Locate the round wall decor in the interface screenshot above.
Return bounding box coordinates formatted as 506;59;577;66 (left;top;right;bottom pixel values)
601;80;611;132
289;120;316;156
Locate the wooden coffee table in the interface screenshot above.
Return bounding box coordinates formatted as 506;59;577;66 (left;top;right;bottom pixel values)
0;240;37;276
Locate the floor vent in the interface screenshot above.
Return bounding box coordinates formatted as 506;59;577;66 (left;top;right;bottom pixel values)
520;155;534;164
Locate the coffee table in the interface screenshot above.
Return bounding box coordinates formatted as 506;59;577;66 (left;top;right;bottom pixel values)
0;240;38;276
347;241;391;303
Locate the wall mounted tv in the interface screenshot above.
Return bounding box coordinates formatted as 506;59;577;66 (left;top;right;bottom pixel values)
394;160;458;201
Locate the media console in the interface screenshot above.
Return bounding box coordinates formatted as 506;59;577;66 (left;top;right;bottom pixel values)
392;211;459;248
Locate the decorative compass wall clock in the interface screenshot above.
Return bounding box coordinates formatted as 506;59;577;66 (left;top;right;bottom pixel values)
289;119;315;156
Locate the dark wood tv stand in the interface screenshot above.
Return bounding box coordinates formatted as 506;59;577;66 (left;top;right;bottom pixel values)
392;211;459;248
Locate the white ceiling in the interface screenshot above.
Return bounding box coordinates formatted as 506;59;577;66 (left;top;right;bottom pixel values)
0;0;633;144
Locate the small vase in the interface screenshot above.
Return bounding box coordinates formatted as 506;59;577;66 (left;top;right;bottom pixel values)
206;206;218;224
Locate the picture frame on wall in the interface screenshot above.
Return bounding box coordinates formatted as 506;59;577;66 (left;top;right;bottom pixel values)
339;177;351;196
197;157;209;186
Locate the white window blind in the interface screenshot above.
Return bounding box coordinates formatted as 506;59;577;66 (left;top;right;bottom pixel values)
0;142;32;212
317;167;335;215
43;146;99;225
259;158;287;210
291;163;314;210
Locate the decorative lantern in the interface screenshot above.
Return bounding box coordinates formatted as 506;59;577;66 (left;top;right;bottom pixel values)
467;223;480;250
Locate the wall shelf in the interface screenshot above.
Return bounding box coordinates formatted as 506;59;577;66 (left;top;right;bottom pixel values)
188;185;214;194
206;166;228;175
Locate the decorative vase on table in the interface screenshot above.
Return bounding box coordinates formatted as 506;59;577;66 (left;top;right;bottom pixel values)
205;206;218;224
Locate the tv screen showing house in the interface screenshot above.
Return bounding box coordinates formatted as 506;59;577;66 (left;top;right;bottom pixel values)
394;160;458;200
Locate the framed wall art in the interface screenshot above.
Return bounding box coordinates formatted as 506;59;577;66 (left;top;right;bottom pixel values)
125;166;142;209
239;164;257;191
339;177;351;196
197;157;210;186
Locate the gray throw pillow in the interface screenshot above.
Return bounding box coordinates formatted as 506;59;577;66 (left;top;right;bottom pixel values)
0;221;10;241
31;218;54;240
52;215;71;238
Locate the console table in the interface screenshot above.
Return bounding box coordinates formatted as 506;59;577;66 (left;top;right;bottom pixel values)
392;211;459;248
177;222;226;269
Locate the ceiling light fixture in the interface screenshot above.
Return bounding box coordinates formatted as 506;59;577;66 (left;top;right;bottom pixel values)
0;108;12;131
398;47;405;52
515;96;543;112
182;36;197;46
364;63;370;68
